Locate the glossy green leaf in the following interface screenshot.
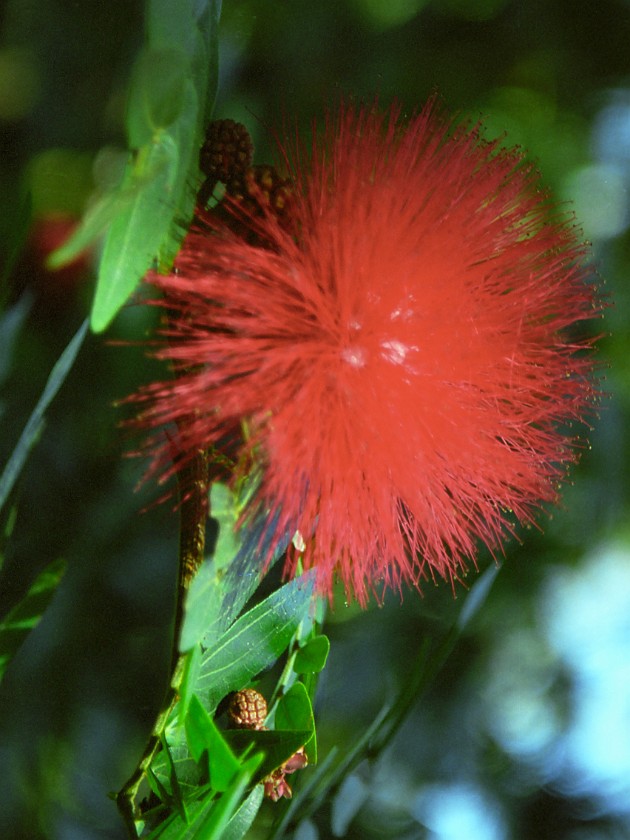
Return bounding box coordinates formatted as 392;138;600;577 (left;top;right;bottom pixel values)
187;756;261;840
145;756;260;840
90;114;188;332
275;681;317;763
45;0;223;331
221;784;264;840
199;480;285;643
275;682;314;733
146;766;176;816
0;558;66;681
181;475;297;653
45;187;127;270
149;0;222;119
293;634;330;675
126;48;188;147
223;728;312;781
179;644;203;720
185;694;241;792
180;478;290;654
155;734;188;822
456;561;501;629
88;0;222;332
179;483;243;653
0;319;88;514
196;573;315;714
209;482;240;574
0;295;31;387
151;736;203;804
179;559;226;655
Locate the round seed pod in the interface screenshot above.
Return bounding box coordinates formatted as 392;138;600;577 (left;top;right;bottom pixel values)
199;119;254;184
227;688;268;730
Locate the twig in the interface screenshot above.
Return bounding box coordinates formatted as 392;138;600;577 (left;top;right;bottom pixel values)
116;448;210;838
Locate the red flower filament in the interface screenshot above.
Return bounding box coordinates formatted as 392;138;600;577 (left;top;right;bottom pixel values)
133;100;601;604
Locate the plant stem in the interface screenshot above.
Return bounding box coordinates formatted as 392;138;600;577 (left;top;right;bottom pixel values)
116;448;210;838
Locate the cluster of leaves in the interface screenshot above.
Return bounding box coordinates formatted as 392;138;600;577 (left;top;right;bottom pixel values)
0;2;333;834
0;297;328;836
49;0;222;332
1;0;221;707
129;479;328;839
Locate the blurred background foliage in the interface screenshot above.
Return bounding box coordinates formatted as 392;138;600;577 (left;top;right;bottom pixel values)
0;0;628;838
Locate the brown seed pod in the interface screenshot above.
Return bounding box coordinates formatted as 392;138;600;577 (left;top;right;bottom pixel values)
199;119;254;184
227;688;268;731
226;164;293;219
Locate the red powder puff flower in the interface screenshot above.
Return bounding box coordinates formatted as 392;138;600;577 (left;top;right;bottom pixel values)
132;99;601;605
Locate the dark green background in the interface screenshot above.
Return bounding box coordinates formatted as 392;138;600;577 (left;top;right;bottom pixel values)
0;1;628;838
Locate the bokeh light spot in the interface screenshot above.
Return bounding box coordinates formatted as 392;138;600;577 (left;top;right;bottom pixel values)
411;783;506;840
563;163;629;241
541;540;630;813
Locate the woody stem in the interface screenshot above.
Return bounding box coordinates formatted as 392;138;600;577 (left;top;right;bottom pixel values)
116;447;210;838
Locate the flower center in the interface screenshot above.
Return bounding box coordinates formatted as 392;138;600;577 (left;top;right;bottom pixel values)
341;345;368;368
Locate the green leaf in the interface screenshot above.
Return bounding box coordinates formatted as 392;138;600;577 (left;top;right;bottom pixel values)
187;756;261;840
185;694;241;792
275;682;314;733
0;558;66;681
221;784;264;840
151;736;203;804
293;634;330;675
45;0;223;331
179;643;203;720
89;121;184;332
146;766;177;816
0;295;31;387
148;0;222;120
154;735;189;823
88;0;223;332
126;48;188;147
0;319;88;514
45;175;131;270
195;573;315;714
223;728;312;781
275;681;317;764
180;478;292;654
209;482;240;574
179;560;226;655
179;483;243;653
153;572;313;806
456;561;501;629
144;756;260;840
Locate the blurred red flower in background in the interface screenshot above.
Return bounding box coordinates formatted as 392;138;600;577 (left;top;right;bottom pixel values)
13;212;91;312
132;99;601;604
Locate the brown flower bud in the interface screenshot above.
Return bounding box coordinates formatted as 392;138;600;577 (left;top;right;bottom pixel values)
262;748;308;801
283;745;308;774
